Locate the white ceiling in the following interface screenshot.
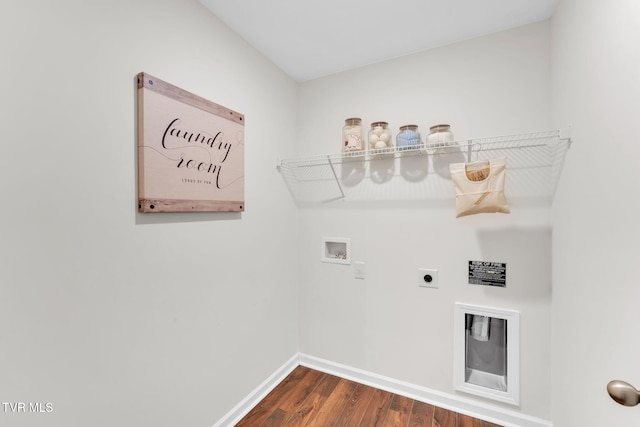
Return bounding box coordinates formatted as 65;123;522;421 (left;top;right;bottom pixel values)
199;0;559;82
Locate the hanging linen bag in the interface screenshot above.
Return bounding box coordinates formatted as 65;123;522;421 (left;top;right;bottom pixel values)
449;158;510;218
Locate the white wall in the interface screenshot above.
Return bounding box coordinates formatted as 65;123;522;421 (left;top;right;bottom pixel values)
551;0;640;425
0;1;298;426
7;1;631;425
297;22;554;419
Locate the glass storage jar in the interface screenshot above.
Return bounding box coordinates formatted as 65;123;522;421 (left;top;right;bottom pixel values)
396;124;421;149
368;121;393;151
343;118;364;153
427;124;454;147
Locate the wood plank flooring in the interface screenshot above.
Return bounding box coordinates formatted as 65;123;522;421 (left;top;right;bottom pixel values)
236;366;503;427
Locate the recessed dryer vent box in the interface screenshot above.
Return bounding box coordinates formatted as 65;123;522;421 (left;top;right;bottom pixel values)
321;237;351;265
453;303;520;406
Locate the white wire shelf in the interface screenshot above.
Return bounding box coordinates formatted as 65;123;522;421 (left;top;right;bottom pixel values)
277;129;571;205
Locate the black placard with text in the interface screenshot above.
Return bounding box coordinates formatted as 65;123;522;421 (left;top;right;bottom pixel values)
468;261;507;287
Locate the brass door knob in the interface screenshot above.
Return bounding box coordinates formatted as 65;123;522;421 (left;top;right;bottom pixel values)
607;380;640;406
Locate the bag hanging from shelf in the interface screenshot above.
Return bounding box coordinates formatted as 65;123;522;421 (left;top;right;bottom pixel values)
449;158;510;218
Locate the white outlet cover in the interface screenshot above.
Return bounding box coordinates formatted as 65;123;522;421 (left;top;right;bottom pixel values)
418;268;438;288
354;261;366;279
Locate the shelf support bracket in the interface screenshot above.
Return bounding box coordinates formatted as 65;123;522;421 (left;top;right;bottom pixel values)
327;156;345;199
466;140;474;163
559;126;573;149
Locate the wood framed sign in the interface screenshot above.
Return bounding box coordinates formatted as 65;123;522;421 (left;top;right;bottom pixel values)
137;72;244;213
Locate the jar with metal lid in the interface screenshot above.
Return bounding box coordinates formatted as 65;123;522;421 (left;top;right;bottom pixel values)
396;124;421;149
343;118;364;153
427;124;454;147
368;121;393;151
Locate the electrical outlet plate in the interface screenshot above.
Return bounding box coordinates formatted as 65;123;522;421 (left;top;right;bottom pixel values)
418;268;438;288
354;262;366;279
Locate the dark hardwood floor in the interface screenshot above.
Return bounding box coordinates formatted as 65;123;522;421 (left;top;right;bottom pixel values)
236;366;503;427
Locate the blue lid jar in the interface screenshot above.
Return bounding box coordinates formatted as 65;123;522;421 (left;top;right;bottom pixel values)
396;125;421;149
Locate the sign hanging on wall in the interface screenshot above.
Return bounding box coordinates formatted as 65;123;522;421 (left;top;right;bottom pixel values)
136;72;245;213
468;261;507;287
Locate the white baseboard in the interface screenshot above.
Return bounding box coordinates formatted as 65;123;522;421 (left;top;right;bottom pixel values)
213;353;552;427
212;353;299;427
298;353;552;427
